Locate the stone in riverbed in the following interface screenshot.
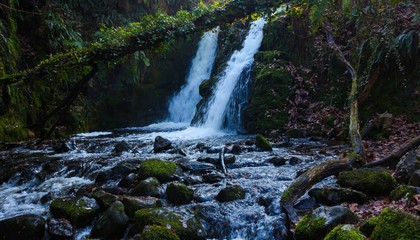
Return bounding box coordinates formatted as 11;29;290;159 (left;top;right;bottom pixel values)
0;214;46;240
216;185;245;202
139;159;181;183
255;134;273;151
308;187;368;205
141;225;181;240
48;218;74;240
91;201;129;239
294;206;358;240
154;136;172;153
92;189;119;209
337;169;397;196
202;170;225;183
166;181;194;205
131;177;161;197
114;141;130;153
50;196;99;226
122;196;162;217
266;156;286;166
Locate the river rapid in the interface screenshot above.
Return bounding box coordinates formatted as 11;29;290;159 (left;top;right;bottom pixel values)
0;122;341;239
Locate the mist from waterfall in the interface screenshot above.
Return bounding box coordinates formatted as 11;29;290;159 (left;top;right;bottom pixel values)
167;28;219;123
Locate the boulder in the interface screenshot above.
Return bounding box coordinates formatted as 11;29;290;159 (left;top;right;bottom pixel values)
48;218;74;240
216;185;245;202
131;177;161;197
122;196;162;217
266;156;286;166
118;173;138;188
308;187;368;205
394;151;416;184
50;196;99;226
114;141;130;153
359;216;379;237
295;206;358;240
289;157;301;165
154;136;172;153
389;185;420;202
91;201;129;239
371;208;420;240
0;214;46;240
337;169;397;196
134;208;206;240
138;159;181;183
324;224;365;240
255;134;273;151
92;189;119;209
227;144;242;155
141;225;181;240
166;182;194;205
202;171;225;183
409;169;420;187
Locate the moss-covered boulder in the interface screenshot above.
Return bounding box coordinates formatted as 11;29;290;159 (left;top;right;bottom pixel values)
91;200;129;239
359;216;379;237
295;206;358;240
308;187;368;205
324;224;365;240
255;134;272;151
139;159;181;183
199;78;217;98
337;169;397;196
216;185;245;202
371;208;420;240
0;214;46;240
134;208;206;240
122;196;162;217
166;181;194;205
141;225;181;240
389;185;420;202
131;177;161;197
50;197;99;226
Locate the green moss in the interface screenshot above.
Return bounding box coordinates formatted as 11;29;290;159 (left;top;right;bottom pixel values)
0;115;28;141
371;208;420;240
295;214;328;240
50;197;98;226
337;169;397;196
139;159;178;183
359;216;379;237
255;134;272;151
141;225;180;240
134;208;205;240
389;185;417;202
324;225;365;240
166;182;193;205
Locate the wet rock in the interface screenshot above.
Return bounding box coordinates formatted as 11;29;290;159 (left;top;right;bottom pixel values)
40;192;53;204
166;181;194;205
114;141;130;153
92;189;119;209
394;151;416;184
224;155;236;165
255;134;273;151
295;206;358;240
245;139;254;146
48;218;74;240
371;208;420;240
183;175;204;185
409;169;420;187
53;142;72;153
154;136;172;153
122;196;162;217
308;187;368;205
216;185;245;202
206;146;221;154
197;156;219;165
95;170;111;184
258;195;276;208
227;144;242;154
177;159;217;174
50;196;99;226
294;197;318;211
0;214;46;240
337;169;397;196
138;159;181;183
118;173;138;188
289;157;301;165
266;156;286;166
389;185;420;202
202;171;225;183
134;208;206;240
91;201;129;239
359;216;379;237
131;177;161;197
141;225;181;240
324;224;364;240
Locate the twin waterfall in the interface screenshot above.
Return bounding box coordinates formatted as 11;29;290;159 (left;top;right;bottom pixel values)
167;19;266;131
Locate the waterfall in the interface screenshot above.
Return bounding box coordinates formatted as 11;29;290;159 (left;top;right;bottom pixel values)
167;28;219;123
198;18;266;130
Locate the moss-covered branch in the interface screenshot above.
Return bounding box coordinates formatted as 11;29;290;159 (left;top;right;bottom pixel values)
0;0;279;86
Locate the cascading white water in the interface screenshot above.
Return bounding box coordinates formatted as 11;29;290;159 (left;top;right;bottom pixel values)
200;18;266;130
167;28;219;123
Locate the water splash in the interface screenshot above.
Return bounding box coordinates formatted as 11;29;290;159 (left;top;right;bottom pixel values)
198;18;266;130
168;28;219;123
